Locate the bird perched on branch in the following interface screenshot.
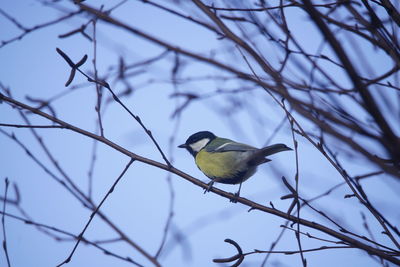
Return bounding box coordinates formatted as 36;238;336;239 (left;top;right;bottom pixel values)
178;131;292;202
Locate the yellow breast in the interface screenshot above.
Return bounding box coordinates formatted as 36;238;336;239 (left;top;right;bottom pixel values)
195;149;241;178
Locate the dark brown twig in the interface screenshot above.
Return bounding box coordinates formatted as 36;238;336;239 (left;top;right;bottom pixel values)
0;211;143;266
0;123;66;129
213;239;244;267
56;48;171;167
0;9;82;48
1;178;11;267
57;159;135;266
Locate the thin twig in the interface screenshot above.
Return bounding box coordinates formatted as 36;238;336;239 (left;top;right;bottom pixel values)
0;9;82;48
0;123;66;129
92;18;105;137
57;159;135;266
0;211;143;266
56;48;171;167
284;103;306;266
1;178;11;267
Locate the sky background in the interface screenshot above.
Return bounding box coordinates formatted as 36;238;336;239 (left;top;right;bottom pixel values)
1;1;399;267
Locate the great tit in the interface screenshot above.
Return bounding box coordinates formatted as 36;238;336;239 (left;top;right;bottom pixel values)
178;131;292;201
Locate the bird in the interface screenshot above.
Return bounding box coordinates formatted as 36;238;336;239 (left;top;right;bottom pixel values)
178;131;292;202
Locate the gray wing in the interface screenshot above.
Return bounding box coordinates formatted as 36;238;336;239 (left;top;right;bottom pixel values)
206;139;258;153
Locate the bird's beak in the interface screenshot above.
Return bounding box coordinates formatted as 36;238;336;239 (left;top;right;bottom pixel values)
178;144;187;148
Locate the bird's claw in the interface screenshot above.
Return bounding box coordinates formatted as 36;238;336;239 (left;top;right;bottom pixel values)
204;181;214;194
230;192;240;203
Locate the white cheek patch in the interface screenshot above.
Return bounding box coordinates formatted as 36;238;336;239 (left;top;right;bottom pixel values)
189;138;210;152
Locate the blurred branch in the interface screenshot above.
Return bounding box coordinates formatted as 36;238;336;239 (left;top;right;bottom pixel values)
205;2;355;11
56;47;172;167
0;123;66;129
0;93;160;266
0;8;82;48
141;0;221;34
301;0;400;166
0;211;143;266
57;159;135;266
301;0;400;250
378;0;400;27
1;178;11;267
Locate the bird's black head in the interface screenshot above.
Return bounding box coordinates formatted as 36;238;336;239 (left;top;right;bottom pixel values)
178;131;216;156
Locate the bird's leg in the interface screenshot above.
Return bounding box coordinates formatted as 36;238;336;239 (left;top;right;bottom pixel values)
230;182;243;203
204;180;215;194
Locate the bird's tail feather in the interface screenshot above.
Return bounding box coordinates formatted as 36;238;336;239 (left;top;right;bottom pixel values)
261;144;292;156
249;144;292;165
